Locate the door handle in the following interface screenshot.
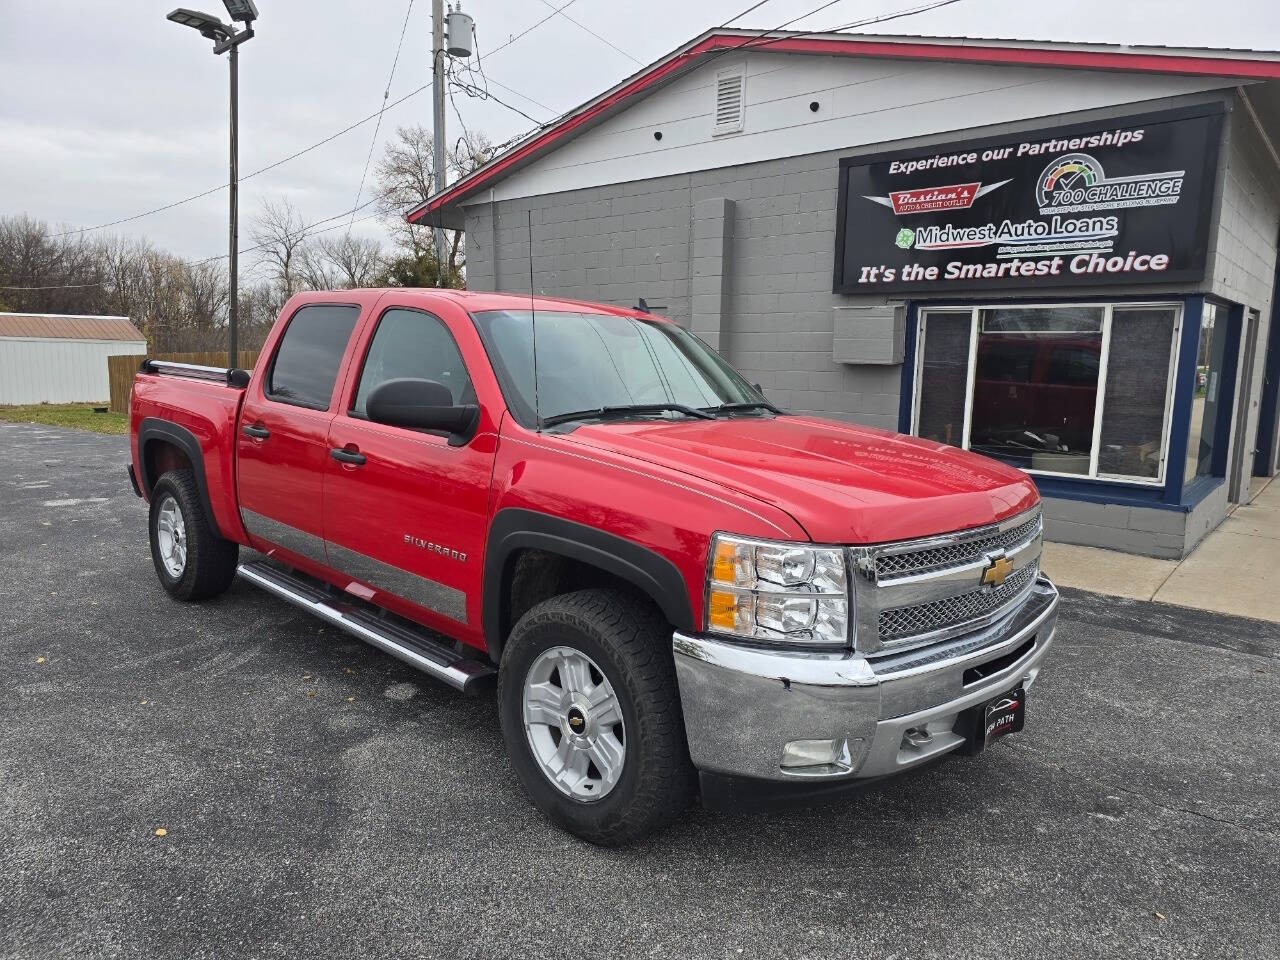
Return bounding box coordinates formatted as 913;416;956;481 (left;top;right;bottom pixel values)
242;423;270;439
330;447;367;466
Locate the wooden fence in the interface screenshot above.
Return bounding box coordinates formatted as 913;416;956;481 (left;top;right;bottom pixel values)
108;351;261;414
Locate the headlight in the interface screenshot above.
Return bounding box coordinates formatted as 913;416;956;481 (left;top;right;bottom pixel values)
705;534;849;647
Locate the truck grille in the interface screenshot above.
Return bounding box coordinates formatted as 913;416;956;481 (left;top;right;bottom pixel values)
851;506;1044;654
877;561;1039;643
874;513;1042;580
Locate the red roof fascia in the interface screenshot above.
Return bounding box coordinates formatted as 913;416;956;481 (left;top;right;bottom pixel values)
408;33;1280;223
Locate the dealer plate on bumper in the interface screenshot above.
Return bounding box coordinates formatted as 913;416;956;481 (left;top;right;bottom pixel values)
958;686;1025;752
982;687;1025;746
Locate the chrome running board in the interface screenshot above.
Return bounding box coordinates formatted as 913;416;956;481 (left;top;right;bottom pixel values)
236;560;495;694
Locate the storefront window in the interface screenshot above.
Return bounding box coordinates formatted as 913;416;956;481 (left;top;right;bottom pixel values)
914;303;1182;483
969;307;1103;475
1186;303;1228;486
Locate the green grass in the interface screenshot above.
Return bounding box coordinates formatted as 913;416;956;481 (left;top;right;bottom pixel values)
0;404;128;435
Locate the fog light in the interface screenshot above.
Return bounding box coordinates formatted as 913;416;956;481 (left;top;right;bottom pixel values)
781;738;849;768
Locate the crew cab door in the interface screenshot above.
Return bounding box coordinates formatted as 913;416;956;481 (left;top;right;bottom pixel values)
236;302;362;567
322;304;495;637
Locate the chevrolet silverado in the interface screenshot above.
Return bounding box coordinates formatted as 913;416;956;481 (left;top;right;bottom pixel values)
128;288;1059;845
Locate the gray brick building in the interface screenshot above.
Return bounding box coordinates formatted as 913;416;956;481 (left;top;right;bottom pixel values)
414;29;1280;559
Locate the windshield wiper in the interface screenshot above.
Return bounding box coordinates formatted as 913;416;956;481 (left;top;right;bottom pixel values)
701;400;786;416
540;403;716;429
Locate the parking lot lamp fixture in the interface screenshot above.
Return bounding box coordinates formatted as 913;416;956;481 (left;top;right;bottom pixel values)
165;6;257;369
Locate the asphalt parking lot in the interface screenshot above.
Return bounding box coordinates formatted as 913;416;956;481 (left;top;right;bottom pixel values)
2;419;1278;960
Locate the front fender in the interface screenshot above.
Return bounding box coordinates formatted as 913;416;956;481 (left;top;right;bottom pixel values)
483;508;695;659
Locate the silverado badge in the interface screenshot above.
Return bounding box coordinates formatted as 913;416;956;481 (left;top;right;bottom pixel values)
981;554;1013;587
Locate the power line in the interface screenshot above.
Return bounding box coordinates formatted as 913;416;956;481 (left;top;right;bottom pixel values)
450;76;545;127
0;281;104;290
49;0;960;243
446;74;478;155
532;0;642;66
466;0;969;158
672;0;969;91
349;0;417;231
484;0;580;61
719;0;777;25
467;0;776;129
4;202;389;292
50;186;227;238
827;0;967;32
51;79;434;239
425;0;970;215
51;0;580;241
237;81;430;181
758;0;851;32
189;196;386;267
2;204;390;291
459;27;559;116
481;72;558;117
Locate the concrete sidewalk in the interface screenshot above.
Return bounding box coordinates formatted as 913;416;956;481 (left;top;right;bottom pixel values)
1043;477;1280;622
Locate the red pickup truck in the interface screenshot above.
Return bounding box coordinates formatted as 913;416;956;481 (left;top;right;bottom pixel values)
128;288;1059;844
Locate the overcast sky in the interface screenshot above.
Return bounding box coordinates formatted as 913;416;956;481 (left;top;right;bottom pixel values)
2;0;1278;266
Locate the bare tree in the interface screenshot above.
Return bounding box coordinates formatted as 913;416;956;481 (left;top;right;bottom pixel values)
0;215;108;316
0;213;312;353
374;124;493;284
314;234;384;289
248;198;310;306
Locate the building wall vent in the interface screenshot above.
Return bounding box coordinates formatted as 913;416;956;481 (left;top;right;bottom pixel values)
713;66;745;136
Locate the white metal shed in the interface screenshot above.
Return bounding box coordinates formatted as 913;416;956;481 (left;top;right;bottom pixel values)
0;313;147;404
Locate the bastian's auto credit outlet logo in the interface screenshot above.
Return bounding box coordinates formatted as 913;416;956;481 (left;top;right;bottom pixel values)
833;105;1223;294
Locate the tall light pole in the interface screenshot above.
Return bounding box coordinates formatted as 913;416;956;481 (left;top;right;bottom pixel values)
432;0;448;286
166;2;258;370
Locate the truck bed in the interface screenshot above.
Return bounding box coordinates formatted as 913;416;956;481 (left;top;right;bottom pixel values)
129;361;250;544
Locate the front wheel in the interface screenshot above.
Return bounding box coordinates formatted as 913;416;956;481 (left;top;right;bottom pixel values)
498;588;696;846
148;470;238;601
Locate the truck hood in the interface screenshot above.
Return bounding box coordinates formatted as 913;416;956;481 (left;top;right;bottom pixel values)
564;415;1039;544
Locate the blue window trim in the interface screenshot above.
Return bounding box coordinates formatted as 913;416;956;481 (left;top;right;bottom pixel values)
1163;295;1203;500
1253;248;1280;477
898;293;1234;512
897;302;919;435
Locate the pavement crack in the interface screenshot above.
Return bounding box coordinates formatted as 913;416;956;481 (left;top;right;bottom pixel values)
1007;743;1278;838
1102;782;1271;835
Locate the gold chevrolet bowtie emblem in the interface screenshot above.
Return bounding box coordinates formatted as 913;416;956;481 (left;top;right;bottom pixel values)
981;554;1014;587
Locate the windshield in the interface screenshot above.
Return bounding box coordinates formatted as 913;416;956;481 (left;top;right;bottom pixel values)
471;309;767;426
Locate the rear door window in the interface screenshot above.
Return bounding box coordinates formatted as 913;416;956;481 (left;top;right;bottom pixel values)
266;304;361;409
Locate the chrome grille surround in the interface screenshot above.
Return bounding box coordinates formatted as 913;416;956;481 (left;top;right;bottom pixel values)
878;561;1039;642
849;506;1043;655
873;513;1042;580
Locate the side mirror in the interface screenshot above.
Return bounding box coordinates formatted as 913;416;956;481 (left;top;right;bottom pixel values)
366;377;478;442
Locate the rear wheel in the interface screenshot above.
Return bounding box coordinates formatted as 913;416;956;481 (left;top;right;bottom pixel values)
148;470;238;601
498;588;696;845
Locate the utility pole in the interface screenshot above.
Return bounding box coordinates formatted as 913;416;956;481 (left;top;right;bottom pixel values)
432;0;448;286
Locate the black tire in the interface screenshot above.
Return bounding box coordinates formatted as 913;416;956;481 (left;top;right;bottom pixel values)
147;469;239;602
498;588;697;846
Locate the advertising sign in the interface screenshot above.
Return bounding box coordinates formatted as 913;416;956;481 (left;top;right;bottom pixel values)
833;105;1224;295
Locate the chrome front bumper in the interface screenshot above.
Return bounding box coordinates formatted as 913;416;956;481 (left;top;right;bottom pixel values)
672;576;1059;784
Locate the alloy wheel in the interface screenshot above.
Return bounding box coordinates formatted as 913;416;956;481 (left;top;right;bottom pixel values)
155;494;188;579
522;645;626;801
